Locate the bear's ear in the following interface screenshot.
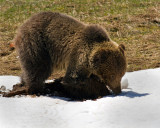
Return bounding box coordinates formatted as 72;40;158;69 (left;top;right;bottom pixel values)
119;44;125;51
83;25;110;43
118;44;125;54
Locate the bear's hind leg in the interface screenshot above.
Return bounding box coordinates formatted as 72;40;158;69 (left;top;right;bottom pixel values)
22;59;52;95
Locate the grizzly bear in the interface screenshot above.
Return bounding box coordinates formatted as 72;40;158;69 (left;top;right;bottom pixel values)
12;12;127;98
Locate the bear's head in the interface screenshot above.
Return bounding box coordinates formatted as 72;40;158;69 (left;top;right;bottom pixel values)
90;42;127;95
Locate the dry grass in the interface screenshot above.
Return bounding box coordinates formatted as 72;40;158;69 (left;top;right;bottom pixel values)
0;0;160;77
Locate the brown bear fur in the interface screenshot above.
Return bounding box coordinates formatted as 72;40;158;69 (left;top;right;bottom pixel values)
12;12;127;98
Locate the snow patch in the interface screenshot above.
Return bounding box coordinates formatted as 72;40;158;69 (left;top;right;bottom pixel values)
0;68;160;128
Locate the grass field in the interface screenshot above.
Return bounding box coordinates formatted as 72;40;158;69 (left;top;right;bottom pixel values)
0;0;160;77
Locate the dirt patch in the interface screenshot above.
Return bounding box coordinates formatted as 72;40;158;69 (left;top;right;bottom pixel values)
0;3;160;76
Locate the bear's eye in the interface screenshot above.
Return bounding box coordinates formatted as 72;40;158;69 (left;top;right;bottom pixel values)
110;75;114;80
94;58;100;62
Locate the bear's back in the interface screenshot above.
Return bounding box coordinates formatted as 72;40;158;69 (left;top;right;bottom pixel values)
15;12;85;59
19;12;84;37
45;12;85;46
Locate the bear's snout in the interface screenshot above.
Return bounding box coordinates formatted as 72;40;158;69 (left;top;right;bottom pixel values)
112;86;121;95
107;82;122;95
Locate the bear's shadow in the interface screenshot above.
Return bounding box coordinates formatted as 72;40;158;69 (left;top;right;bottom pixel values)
47;91;150;101
118;91;149;98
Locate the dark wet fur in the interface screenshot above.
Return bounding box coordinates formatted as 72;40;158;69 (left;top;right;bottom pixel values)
2;75;111;100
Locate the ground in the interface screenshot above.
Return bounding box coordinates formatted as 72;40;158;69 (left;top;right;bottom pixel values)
0;68;160;128
0;0;160;78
